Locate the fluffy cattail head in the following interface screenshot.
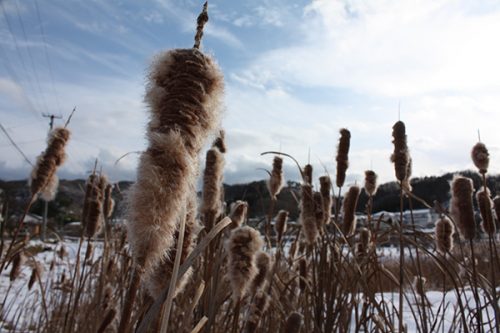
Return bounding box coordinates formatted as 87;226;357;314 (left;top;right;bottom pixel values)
267;156;284;199
274;210;288;243
284;312;303;333
229;200;248;229
435;216;454;254
10;252;24;281
201;147;225;230
243;290;269;333
85;177;104;239
314;191;324;231
28;263;43;290
471;142;489;174
450;175;476;240
342;185;360;237
146;49;224;153
103;183;115;219
336;128;351;188
413;276;427;298
213;130;226;153
303;164;313;184
226;226;263;301
402;158;413;192
300;184;318;244
493;196;500;229
319;176;333;225
299;257;307;292
39;174;59;202
476;186;495;235
364;170;378;196
390;121;409;182
30;127;70;197
250;251;271;295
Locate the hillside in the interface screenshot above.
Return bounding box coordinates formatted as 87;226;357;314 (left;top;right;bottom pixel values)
1;170;498;223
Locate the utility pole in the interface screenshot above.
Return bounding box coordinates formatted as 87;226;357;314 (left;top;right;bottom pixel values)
41;113;62;242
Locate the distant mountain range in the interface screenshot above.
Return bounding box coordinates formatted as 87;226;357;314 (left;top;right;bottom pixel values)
1;170;498;225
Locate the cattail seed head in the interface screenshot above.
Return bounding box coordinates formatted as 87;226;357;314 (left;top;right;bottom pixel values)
313;191;324;232
303;164;313;184
243;290;269;333
274;210;288;243
476;186;495;235
10;252;24;281
299;257;307;292
300;184;318;244
103;184;114;219
97;308;117;333
493;196;500;230
128;46;223;276
28;263;42;290
201;147;225;231
450;175;476;240
229;200;248;229
336;128;351;188
359;227;371;250
342;185;360;237
30;127;70;197
39;174;59;201
226;226;263;301
413;276;427;298
364;170;378;196
284;312;303;333
267;156;284;199
145;193;199;297
435;216;454;254
471;142;489;174
319;176;332;225
250;251;271;295
391;121;409;182
213;129;226;153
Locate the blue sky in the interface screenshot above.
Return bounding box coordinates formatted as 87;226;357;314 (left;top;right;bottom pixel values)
1;0;500;186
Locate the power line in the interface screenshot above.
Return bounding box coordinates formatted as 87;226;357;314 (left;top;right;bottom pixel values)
33;0;62;113
1;0;49;114
0;122;34;167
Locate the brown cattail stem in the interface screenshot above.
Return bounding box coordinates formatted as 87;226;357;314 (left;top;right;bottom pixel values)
118;267;142;333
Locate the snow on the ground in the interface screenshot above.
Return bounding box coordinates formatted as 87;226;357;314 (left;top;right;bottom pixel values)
0;239;102;332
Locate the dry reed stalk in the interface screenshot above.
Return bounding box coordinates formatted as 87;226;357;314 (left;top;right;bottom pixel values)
319;176;332;225
229;201;248;229
300;184;318;244
471;142;489;174
284;312;303;333
274;210;288;243
364;170;378;196
390;121;409;183
435;216;454;254
494;196;500;229
250;251;271;295
30;127;70;197
342;185;360;237
201;147;225;231
226;226;263;301
336;128;351;188
476;186;495;235
450;175;476;240
267;156;284;199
